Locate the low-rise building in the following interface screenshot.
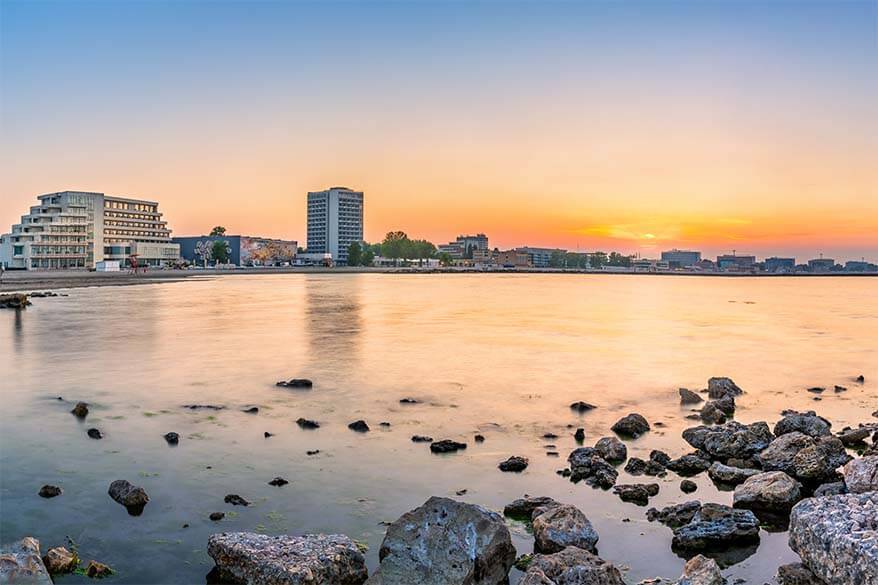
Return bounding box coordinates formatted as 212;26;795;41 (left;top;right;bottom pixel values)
844;260;877;272
495;250;531;268
661;249;701;268
717;254;757;271
808;258;836;272
438;234;488;260
173;235;297;266
514;246;566;268
764;257;796;273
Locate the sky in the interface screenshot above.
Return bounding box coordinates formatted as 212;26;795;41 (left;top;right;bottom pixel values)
1;0;876;262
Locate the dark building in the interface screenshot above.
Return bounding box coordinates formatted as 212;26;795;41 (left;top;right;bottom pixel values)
764;257;796;273
173;235;297;266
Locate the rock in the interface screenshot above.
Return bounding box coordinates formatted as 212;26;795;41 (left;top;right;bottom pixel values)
806;387;825;394
679;388;704;404
70;402;89;418
650;450;672;466
504;496;559;520
0;537;51;584
410;435;433;442
399;398;419;404
224;494;250;506
707;463;759;486
570;401;597;413
0;293;32;309
264;432;273;438
183;404;226;410
380;422;391;427
243;406;259;414
624;457;667;476
611;413;650;438
367;496;514;585
296;418;320;429
574;428;586;442
666;453;711;476
647;501;702;528
210;512;225;521
759;432;815;476
164;432;180;445
499;456;529;472
85;561;112;578
543;433;559;439
776;562;826;585
838;427;871;446
268;477;289;487
567;448;618;488
792;437;851;482
670;503;760;551
698;402;727;425
681;480;698;494
532;504;599;553
108;480;149;514
834;385;847;393
208;532;367;585
277;378;313;388
856;375;865;383
306;450;320;456
87;428;103;439
813;481;846;497
38;485;62;498
429;439;467;453
677;554;723;585
707;377;742;399
774;411;831;438
519;546;624;585
42;547;78;575
594;437;627;463
474;434;485;442
348;420;370;432
842;455;878;493
789;492;878;585
733;471;802;513
612;483;659;506
682;421;773;461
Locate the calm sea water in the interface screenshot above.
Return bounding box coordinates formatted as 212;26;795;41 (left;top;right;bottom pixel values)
1;274;876;584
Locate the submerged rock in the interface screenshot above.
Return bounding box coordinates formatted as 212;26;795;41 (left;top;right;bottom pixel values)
733;471;802;513
183;404;226;410
611;413;650;438
399;398;419;404
594;437;627;463
108;480;149;515
163;432;180;445
208;532;367;585
224;494;250;506
677;554;724;585
789;492;878;585
86;428;103;440
268;477;289;487
85;560;112;578
429;439;467;453
210;512;225;521
532;504;599;554
612;483;659;506
682;421;773;461
671;503;760;551
842;455;878;493
0;537;51;584
679;388;704;405
410;435;433;443
574;428;586;442
243;406;259;414
348;420;370;433
42;546;78;575
504;496;559;520
70;402;89;418
296;418;320;429
498;456;529;472
519;546;624;585
38;485;63;498
276;378;313;388
367;496;515;584
570;401;597;413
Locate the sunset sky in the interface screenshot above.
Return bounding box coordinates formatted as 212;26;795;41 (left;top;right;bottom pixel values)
1;1;876;261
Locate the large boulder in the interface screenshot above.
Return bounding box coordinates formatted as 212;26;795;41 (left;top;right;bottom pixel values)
671;503;760;551
610;413;650;438
842;456;878;493
676;554;724;585
367;497;515;585
679;388;704;405
789;492;878;585
42;547;78;575
682;421;773;461
518;547;624;585
733;471;802;513
792;437;851;482
707;378;742;399
108;479;149;515
707;462;759;486
504;496;559;521
758;432;814;476
647;501;702;529
567;448;618;488
774;411;831;438
532;504;599;554
0;537;52;585
207;532;367;585
666;453;711;476
776;563;826;585
593;437;627;463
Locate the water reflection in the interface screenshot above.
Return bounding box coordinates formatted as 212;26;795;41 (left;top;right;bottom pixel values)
304;275;363;366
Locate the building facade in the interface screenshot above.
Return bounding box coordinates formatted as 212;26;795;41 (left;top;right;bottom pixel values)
661;249;702;268
808;258;836;272
515;247;566;268
764;257;796;273
306;187;364;265
716;254;757;271
173;235;297;266
437;234;489;260
1;190;178;270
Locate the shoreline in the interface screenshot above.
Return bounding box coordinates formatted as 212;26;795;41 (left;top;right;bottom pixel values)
1;266;876;293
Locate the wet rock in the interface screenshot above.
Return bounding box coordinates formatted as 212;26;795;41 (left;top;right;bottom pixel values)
733;471;802;513
474;434;485;442
682;421;773;461
243;407;259;414
856;375;865;383
499;456;529;472
348;420;370;433
208;531;367;585
842;455;878;493
209;512;225;521
707;463;759;486
611;413;650;438
612;483;659;506
399;398;419;404
792;437;851;482
0;293;32;309
296;418;320;429
680;480;698;494
264;432;273;438
625;457;667;477
519;546;624;585
679;388;704;405
647;501;702;528
306;450;320;456
677;554;723;585
567;448;618;488
379;422;391;427
410;435;433;443
84;561;112;578
543;432;559;439
504;496;559;520
838;426;871;446
806;387;824;394
813;481;846;497
276;378;313;388
70;402;89;418
86;428;103;439
430;439;467;453
224;494;250;506
570;401;597;413
268;477;289;487
163;432;180;445
108;480;149;514
532;504;599;553
574;428;586;442
698;402;727;425
42;546;78;575
776;562;826;585
650;450;672;467
670;503;760;551
183;404;225;410
774;411;831;438
367;496;514;585
758;432;814;476
707;377;743;399
833;385;847;393
0;537;51;584
594;437;627;463
38;485;62;498
666;453;711;476
789;492;878;585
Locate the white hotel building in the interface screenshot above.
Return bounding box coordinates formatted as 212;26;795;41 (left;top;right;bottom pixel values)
306;187;364;265
0;190;180;270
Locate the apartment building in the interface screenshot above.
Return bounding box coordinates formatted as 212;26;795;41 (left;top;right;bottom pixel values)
306;187;364;265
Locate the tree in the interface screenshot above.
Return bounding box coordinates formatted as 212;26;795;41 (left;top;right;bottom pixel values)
549;250;566;268
382;231;409;265
437;252;454;267
209;226;226;237
211;239;231;264
360;249;375;266
347;242;362;266
412;240;437;266
607;252;631;267
589;252;608;269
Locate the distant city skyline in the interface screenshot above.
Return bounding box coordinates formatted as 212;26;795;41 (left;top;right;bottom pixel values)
1;1;876;262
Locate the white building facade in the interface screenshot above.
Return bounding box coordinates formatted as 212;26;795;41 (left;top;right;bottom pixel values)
1;190;179;270
306;187;364;265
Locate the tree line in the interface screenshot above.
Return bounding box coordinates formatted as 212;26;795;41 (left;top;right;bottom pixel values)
347;231;438;266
